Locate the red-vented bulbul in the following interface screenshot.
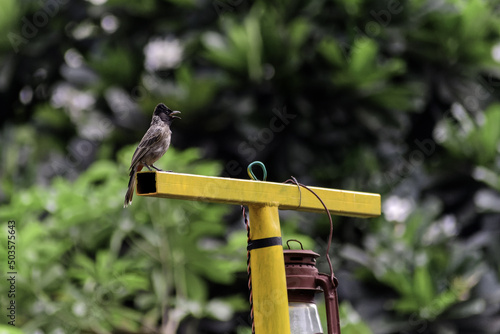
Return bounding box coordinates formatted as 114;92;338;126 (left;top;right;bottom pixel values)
124;103;181;207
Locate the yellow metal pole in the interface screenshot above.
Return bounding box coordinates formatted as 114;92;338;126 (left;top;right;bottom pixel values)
248;204;291;334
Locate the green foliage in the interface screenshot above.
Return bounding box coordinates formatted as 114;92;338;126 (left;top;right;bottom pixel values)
341;198;492;331
0;325;24;334
0;148;247;333
89;46;137;88
317;300;374;334
0;0;20;50
407;0;498;65
338;302;373;334
439;104;500;165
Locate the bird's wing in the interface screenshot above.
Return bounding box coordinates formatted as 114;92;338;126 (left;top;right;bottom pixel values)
129;126;165;170
138;125;165;148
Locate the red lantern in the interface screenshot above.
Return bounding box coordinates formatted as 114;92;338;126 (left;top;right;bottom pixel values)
284;244;341;334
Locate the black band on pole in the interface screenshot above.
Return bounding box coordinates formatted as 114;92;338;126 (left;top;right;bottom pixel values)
247;237;282;251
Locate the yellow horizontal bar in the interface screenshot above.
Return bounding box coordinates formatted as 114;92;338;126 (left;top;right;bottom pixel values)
136;172;381;217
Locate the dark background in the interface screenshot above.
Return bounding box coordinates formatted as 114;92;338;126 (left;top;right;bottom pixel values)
1;0;500;333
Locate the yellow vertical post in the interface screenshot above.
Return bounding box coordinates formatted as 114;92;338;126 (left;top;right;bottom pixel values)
248;204;291;334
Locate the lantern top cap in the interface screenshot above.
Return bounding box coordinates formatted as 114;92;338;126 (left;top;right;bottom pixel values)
283;249;320;266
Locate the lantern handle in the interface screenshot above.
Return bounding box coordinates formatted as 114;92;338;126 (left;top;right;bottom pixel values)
316;273;341;334
286;239;304;250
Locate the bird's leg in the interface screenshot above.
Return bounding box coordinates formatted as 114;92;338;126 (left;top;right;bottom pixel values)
143;164;153;171
152;165;172;172
151;165;164;172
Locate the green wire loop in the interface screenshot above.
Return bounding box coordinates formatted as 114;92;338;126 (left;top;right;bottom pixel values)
247;161;267;181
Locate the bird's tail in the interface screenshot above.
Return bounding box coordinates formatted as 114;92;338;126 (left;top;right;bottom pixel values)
124;170;136;208
124;164;144;208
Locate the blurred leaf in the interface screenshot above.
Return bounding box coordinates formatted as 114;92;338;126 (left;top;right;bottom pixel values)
440;103;500;165
185;271;208;302
318;37;346;66
461;0;490;40
414;265;434;306
89;46;136;87
349;38;378;75
0;325;24;334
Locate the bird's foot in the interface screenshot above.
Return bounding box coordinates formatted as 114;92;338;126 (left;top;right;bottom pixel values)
151;165;164;172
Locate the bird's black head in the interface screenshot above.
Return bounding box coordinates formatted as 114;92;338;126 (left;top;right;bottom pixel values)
154;103;181;124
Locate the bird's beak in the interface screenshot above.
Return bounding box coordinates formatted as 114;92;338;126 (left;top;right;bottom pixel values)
171;110;181;119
